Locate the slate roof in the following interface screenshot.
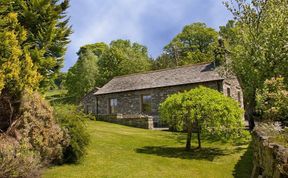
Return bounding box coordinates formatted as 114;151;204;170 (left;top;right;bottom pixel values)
94;62;224;95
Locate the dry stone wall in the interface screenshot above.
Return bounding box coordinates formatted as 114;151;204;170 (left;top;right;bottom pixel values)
97;114;154;129
252;128;288;178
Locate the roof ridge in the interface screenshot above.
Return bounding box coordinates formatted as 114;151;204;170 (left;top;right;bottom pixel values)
113;61;213;79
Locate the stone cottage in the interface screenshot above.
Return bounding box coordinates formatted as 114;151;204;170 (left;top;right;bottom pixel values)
84;62;243;128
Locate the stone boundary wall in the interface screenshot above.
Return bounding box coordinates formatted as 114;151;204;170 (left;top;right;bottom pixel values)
251;129;288;178
97;114;154;129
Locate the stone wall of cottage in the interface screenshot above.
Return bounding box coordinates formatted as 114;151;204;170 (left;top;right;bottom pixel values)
84;78;242;122
95;81;222;125
251;128;288;178
223;77;244;108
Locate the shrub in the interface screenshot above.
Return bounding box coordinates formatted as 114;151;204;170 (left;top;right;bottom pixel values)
7;92;70;164
159;86;246;150
256;77;288;124
0;91;71;177
254;122;288;147
54;104;90;163
0;135;40;178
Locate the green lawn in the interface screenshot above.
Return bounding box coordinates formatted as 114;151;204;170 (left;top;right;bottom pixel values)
43;120;253;178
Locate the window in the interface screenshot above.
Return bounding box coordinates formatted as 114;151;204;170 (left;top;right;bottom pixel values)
227;87;231;97
141;95;152;114
237;91;241;103
109;98;118;114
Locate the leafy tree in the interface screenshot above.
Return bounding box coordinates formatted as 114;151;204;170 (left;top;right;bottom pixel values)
54;72;67;89
256;77;288;123
80;42;108;57
98;39;152;85
152;53;175;70
155;23;218;69
7;0;72;89
219;20;237;46
66;44;105;101
0;0;71;128
224;0;288;129
159;86;244;150
0;9;41;95
0;4;42;131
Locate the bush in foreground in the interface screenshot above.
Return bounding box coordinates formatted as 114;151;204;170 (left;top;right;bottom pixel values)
256;77;288;124
160;86;247;150
0;135;40;178
0;92;70;177
54;104;90;163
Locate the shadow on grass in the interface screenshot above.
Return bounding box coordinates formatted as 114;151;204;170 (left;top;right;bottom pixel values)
135;146;228;161
233;142;253;178
163;132;249;147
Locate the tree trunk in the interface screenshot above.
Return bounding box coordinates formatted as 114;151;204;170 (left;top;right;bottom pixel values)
197;131;201;149
186;126;192;151
197;123;201;149
245;97;256;131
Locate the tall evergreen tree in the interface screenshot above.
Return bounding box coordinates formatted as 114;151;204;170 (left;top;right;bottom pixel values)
7;0;72;89
0;1;41;130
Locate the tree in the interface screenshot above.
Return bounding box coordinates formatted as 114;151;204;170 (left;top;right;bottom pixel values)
66;43;105;101
98;40;152;85
0;4;42;130
159;86;244;150
0;0;71;129
54;72;67;89
7;0;72;89
219;20;237;46
224;0;288;129
155;23;218;69
152;53;175;70
256;77;288;123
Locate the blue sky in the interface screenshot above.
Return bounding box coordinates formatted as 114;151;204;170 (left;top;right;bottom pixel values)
64;0;232;71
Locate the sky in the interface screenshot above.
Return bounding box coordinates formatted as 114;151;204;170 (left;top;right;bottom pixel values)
63;0;233;71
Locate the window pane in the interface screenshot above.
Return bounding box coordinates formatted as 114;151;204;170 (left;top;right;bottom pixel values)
237;91;241;103
109;98;117;114
227;88;231;97
142;95;152;114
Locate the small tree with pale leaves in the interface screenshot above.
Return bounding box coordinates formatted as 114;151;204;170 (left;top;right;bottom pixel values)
160;86;245;150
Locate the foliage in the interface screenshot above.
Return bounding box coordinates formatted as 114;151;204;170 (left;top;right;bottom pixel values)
254;122;288;147
66;44;103;101
7;92;70;164
154;23;218;69
54;104;90;163
0;135;41;178
97;39;152;85
219;20;237;47
256;77;288;123
66;40;152;100
224;0;288;125
0;92;70;177
0;9;41;96
0;0;71;130
53;72;67;90
159;86;245;150
7;0;72;89
0;7;42;131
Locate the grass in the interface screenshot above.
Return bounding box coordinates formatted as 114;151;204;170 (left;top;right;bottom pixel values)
43;120;253;178
45;89;68;98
